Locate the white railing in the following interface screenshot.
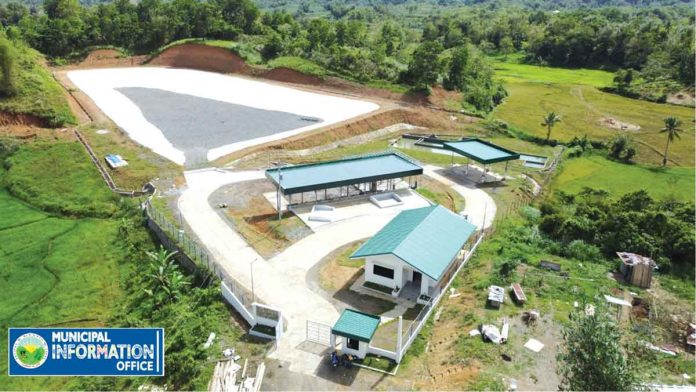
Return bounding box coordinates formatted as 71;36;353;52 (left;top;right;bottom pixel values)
397;232;485;362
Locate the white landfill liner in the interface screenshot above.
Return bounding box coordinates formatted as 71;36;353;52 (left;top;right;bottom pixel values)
68;67;379;165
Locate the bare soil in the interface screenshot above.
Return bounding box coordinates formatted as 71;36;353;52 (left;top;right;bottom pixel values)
210;179;311;259
0;111;50;127
600;116;641;132
148;44;251;74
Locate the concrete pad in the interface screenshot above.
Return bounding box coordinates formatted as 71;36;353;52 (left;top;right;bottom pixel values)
279;189;431;231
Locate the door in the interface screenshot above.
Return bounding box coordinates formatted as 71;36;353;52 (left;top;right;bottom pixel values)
413;271;422;285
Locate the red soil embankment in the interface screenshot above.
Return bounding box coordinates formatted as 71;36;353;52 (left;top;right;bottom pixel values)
0;112;50;127
148;43;428;104
148;44;251;74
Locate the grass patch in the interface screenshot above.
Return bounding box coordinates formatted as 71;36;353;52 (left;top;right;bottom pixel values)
3;142;118;217
336;243;363;268
0;39;75;126
416;176;465;212
267;56;329;78
357;354;398;373
79;125;178;190
363;281;393;294
492;82;694;166
550;154;694;202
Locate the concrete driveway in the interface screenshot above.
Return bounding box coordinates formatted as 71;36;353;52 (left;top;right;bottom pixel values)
178;165;497;376
178;169;410;375
423;165;497;229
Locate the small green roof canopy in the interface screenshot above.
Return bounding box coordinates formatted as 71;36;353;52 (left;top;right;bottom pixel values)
443;139;520;164
332;309;381;343
265;152;423;195
351;205;476;281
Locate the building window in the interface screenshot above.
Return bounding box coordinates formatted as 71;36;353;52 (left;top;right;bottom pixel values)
347;338;359;350
373;264;394;279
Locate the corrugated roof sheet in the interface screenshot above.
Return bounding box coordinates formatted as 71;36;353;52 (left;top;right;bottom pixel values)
351;205;476;281
331;309;381;342
444;139;520;164
265;152;423;194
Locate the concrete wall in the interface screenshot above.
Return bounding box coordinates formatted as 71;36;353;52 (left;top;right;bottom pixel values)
365;255;407;290
340;339;368;359
222;282;256;326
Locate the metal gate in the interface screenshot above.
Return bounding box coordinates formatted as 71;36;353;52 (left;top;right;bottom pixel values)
306;320;332;346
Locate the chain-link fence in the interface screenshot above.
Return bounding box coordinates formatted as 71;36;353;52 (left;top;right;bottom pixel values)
144;200;258;312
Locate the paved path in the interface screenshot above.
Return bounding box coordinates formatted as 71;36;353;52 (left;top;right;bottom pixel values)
178;168;405;375
423;165;497;229
178;165;498;375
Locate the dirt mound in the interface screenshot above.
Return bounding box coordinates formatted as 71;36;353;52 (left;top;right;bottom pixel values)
148;44;251;74
262;67;323;86
70;49;146;69
0;112;49;127
600;117;640;132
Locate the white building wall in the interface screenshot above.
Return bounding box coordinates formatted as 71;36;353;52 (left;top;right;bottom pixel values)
364;255;405;289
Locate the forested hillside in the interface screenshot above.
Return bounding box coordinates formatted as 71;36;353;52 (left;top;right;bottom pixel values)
0;0;692;113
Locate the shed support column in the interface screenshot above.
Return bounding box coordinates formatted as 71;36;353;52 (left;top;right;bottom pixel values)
330;333;336;349
276;186;282;221
504;161;509;179
466;157;470;174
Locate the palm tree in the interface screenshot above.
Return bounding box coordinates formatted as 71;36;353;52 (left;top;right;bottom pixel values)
660;116;683;167
541;112;562;142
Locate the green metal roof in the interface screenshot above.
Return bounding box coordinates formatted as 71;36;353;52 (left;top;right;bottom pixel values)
331;309;381;342
351;205;476;281
265;151;423;194
444;139;520;164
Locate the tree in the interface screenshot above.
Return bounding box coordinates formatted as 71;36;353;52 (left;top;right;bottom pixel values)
613;68;634;94
541;111;561;142
0;35;17;96
558;308;640;391
144;247;190;308
608;134;636;162
660;116;682;167
402;40;444;91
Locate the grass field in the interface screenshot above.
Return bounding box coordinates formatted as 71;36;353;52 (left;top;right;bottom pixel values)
551;154;695;202
0;39;75;126
0;188;125;390
3;142;118;217
491;58;694;167
491;55;614;88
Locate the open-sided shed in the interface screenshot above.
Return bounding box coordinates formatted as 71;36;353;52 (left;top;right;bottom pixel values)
265;151;423;213
443;138;520;181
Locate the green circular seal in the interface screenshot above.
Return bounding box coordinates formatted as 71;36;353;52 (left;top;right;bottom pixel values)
13;333;48;369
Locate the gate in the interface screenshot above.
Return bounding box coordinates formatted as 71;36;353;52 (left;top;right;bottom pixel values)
306;320;332;346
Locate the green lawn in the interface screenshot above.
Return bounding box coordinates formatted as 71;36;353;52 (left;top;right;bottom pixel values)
0;39;75;126
492;81;694;167
551;154;695;202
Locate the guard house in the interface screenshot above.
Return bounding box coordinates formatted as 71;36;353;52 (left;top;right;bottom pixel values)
617;252;657;288
351;205;476;303
443;138;520;181
265;151;423;213
330;309;381;359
